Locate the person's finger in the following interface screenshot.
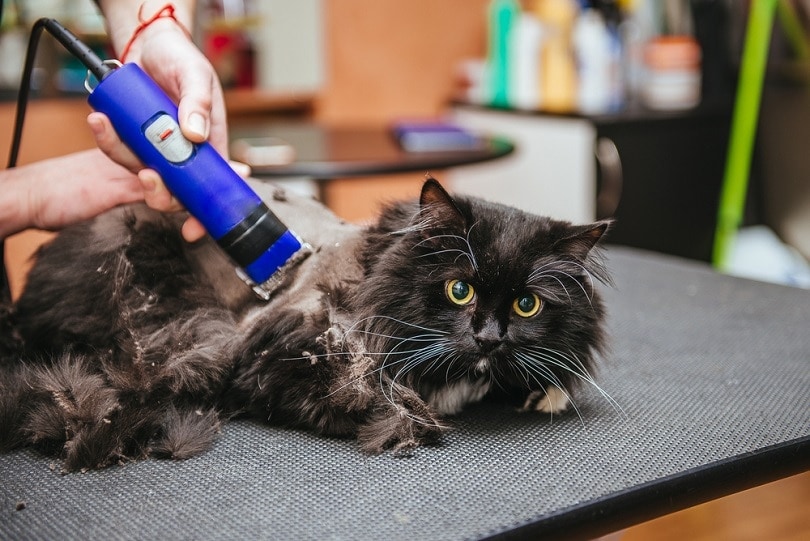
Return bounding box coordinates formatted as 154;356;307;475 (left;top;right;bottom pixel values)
138;168;184;212
229;160;252;179
167;53;229;155
139;168;206;243
173;58;215;143
87;112;142;172
206;82;230;155
181;217;206;243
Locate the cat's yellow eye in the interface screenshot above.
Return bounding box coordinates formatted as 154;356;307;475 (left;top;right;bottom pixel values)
513;293;542;318
446;279;475;306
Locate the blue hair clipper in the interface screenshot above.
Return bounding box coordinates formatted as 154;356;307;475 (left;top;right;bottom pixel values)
36;19;309;299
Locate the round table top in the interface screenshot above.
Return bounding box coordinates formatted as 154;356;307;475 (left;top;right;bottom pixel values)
229;122;514;179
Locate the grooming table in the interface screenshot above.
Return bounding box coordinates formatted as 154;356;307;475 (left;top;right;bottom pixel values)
1;247;808;540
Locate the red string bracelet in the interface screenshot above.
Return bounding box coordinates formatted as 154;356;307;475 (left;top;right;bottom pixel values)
119;3;192;63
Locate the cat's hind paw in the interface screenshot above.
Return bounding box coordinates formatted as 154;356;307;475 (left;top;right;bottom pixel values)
520;386;570;414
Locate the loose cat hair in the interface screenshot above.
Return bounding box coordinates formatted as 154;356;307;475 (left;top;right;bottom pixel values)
0;177;612;471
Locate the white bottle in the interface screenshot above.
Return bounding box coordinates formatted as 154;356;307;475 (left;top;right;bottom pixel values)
573;9;611;114
509;13;545;110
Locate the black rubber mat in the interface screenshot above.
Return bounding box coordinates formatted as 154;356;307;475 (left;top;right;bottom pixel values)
2;247;808;540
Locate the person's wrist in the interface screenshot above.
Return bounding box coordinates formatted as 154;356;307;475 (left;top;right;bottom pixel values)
0;171;32;238
112;2;193;62
124;17;191;62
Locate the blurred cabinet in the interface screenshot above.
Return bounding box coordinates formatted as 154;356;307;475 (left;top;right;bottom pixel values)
449;104;732;262
448;106;596;224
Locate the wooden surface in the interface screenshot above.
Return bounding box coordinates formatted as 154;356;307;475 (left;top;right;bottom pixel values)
321;172;432;223
621;471;810;540
224;89;314;117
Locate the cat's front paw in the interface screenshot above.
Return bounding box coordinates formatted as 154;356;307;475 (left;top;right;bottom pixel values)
520;386;570;414
358;409;446;455
357;389;447;455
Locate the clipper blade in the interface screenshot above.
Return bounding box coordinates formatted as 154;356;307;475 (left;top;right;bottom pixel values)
236;241;313;300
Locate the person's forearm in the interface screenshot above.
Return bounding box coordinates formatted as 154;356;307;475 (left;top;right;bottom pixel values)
97;0;196;57
0;150;142;240
0;168;32;240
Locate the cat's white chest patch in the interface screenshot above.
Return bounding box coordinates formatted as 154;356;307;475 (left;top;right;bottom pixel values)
426;379;491;415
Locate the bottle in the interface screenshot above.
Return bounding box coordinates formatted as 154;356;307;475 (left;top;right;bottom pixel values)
509;12;544;110
534;0;578;113
641;35;701;110
486;0;520;107
573;9;611;113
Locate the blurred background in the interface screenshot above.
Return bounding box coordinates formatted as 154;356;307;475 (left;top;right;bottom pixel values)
3;1;810;273
0;1;808;536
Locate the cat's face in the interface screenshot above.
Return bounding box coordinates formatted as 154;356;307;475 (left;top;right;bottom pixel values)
357;179;610;414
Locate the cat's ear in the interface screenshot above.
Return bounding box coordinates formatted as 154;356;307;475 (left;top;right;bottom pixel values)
554;220;612;260
419;177;467;234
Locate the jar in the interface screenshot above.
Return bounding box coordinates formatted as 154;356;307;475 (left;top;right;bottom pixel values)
641;35;701;110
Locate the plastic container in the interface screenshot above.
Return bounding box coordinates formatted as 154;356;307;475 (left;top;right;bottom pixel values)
534;0;578;113
641;35;702;110
487;0;520;107
573;9;611;113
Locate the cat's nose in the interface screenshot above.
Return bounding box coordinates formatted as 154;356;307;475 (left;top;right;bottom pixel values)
474;322;503;353
475;335;502;353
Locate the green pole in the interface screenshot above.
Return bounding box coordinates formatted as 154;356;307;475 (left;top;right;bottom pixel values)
776;0;810;61
713;0;778;269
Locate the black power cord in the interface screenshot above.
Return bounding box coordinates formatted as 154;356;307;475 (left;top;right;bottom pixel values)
0;0;6;301
8;18;113;169
2;16;114;300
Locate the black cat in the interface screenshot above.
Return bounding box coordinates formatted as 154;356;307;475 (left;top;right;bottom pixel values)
0;178;612;471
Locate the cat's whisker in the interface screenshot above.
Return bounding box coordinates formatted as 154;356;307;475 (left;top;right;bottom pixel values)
389;342;451;379
525;345;591;376
282;347;436;364
389;218;431;236
443;355;468;387
414;233;478;272
457;220;480;272
514;351;567;394
531;259;597;284
346;330;446;343
378;337;448;402
531;285;570;305
537;269;595;307
529;263;599;308
382;346;454;426
531;272;573;304
559;260;597;292
513;351;584;424
510;352;545;389
348;315;448;336
523;346;624;417
415;248;476;270
316;332;448;401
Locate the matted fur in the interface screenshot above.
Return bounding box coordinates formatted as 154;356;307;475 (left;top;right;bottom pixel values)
0;178;611;471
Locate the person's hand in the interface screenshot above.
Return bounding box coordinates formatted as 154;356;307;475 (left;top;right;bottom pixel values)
87;110;204;242
0;148;251;242
87;113;251;243
96;1;229;155
122;18;229;154
84;1;240;243
135;159;252;243
0;149;139;240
